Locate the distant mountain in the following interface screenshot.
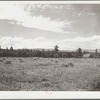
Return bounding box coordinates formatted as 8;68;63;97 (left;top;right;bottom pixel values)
82;49;100;53
31;48;100;53
31;48;74;52
82;49;95;53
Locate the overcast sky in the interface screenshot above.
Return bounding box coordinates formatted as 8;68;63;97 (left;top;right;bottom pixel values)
0;2;100;50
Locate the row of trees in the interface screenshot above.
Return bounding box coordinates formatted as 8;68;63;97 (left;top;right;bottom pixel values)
0;45;83;58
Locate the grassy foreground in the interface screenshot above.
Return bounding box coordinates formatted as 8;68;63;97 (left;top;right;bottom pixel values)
0;57;100;91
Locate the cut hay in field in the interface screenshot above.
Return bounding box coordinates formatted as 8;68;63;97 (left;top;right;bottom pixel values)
5;61;12;64
61;62;74;68
96;64;100;67
19;59;24;62
0;60;3;62
0;57;100;91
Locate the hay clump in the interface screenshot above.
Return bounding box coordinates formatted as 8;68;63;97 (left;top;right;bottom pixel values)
19;59;24;62
5;61;12;64
0;60;3;62
96;64;100;67
61;62;74;68
68;62;74;66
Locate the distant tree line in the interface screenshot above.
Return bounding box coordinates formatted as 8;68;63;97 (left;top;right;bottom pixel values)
0;45;87;58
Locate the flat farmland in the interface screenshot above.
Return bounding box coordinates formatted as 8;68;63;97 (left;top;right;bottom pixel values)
0;57;100;91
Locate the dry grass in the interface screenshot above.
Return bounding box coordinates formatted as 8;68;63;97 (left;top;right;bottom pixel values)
0;57;100;91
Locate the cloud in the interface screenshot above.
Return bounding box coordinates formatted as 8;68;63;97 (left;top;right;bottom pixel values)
0;36;54;49
57;35;100;50
0;2;67;33
0;35;100;50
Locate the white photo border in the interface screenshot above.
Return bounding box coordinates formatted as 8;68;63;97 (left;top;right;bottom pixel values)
0;1;100;99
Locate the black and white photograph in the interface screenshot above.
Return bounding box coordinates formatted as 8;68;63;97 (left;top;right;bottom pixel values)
0;1;100;92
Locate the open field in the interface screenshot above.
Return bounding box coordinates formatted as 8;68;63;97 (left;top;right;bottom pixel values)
0;57;100;91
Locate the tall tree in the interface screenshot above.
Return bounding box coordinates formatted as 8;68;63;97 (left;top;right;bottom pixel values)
95;49;97;58
10;46;13;51
54;45;59;58
0;46;1;51
54;45;59;53
77;48;82;57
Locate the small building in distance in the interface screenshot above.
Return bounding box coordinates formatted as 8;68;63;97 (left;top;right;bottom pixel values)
82;54;93;58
